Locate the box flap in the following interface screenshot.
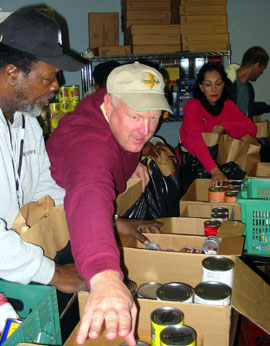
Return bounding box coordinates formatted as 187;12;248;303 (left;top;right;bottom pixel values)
116;178;142;216
218;220;245;238
218;236;244;256
232;257;270;334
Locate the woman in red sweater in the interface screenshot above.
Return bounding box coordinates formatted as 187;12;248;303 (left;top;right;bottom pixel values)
179;62;257;186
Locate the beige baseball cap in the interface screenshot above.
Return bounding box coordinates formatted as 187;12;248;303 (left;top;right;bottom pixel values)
106;62;172;113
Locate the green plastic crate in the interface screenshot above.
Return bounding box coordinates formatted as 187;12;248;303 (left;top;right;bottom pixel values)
0;280;62;346
237;178;270;255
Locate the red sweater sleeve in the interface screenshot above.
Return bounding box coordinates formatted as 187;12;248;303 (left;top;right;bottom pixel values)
220;100;257;138
180;99;218;173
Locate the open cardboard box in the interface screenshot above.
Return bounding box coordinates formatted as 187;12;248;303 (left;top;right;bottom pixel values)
63;248;270;346
180;179;241;220
116;177;142;216
247;162;270;178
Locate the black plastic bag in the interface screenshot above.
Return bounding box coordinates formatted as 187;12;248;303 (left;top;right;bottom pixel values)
124;158;180;220
257;137;270;162
177;143;218;198
219;161;246;180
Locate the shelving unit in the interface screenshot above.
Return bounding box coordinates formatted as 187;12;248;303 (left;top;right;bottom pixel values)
81;50;231;95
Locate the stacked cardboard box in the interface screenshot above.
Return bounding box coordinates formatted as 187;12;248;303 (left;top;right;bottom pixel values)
179;0;229;52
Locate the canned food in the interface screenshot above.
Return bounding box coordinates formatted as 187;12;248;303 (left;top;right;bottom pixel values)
120;342;149;346
144;241;161;251
160;325;197;346
48;102;60;115
137;282;162;299
151;307;184;346
194;281;231;306
225;191;238;203
230;180;242;187
156;282;193;303
0;293;19;333
222;181;231;187
211;213;228;222
208;186;226;202
0;318;23;344
202;256;234;287
179;247;192;253
227;185;241;192
190;247;202;254
68;85;80;101
211;207;229;215
58;86;69;102
60;101;72;114
69;100;79;112
202;236;221;255
204;220;221;236
125;279;137;298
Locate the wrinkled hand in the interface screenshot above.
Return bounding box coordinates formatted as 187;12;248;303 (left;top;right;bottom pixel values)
131;162;149;192
116;218;163;245
49;263;88;293
76;270;137;346
142;142;177;163
210;166;227;187
212;124;225;134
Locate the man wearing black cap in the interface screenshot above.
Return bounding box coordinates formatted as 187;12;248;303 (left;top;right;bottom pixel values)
0;8;86;293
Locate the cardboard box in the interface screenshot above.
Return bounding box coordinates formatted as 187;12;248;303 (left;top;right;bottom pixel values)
181;33;229;43
180;0;227;4
247;162;270;178
88;12;119;49
125;10;171;20
126;34;181;45
180;14;227;24
128;24;181;35
98;45;131;56
122;18;171;31
180;5;227;15
132;44;181;54
72;248;270;346
182;42;229;52
180;22;228;34
180;179;241;219
116;178;142;216
125;1;171;11
255;120;269;137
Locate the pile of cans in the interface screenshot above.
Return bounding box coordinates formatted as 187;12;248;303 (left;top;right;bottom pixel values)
208;180;242;203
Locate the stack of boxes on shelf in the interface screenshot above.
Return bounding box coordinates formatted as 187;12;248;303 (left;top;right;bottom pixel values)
179;0;229;52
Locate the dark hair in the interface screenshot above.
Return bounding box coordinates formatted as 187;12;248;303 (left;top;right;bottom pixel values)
241;46;269;67
0;43;38;74
93;60;121;87
193;62;232;101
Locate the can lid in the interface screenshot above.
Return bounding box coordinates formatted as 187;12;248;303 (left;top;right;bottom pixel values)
120;342;150;346
204;219;221;227
211;207;229;214
209;186;227;192
125;279;137;295
137;282;162;299
225;191;239;197
156;282;193;302
194;281;232;300
202;256;234;271
151;306;184;325
160;325;197;345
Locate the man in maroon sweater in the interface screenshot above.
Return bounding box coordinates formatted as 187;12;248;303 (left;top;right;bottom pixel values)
46;62;171;345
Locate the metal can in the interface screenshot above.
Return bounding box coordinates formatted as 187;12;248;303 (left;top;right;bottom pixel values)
211;207;229;216
0;293;19;333
194;281;232;306
227;185;241;192
125;279;137;298
230;180;242;187
58;86;69;102
156;282;193;303
179;247;192;253
60;101;72;114
120;342;149;346
202;236;221;255
202;256;234;287
0;318;23;344
48;102;60;115
160;325;197;346
204;220;221;236
208;186;226;202
68;85;80;101
210;213;228;222
225;191;238;203
137;282;162;299
69;100;79;112
144;241;161;251
222;180;231;188
151;307;184;346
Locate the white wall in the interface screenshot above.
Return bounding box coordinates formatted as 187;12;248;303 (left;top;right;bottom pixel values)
1;0;270;117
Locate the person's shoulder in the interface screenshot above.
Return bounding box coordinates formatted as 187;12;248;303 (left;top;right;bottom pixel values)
185;98;200;109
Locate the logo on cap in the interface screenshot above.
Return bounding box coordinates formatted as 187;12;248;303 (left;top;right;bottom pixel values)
57;29;62;47
142;73;160;89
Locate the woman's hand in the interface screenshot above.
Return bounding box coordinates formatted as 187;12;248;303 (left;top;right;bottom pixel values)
212;124;225;134
210;166;227;187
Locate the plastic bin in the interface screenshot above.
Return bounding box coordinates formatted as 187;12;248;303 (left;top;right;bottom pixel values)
237;178;270;255
0;280;62;346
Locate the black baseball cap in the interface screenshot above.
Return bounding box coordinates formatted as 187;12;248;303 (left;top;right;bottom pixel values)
0;8;83;72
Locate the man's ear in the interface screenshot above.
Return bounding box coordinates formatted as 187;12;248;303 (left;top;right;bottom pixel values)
104;94;113;118
3;64;20;86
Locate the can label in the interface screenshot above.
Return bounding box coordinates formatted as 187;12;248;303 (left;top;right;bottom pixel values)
0;318;22;344
208;186;226;202
48;102;60;115
202;256;234;287
68;85;80;101
0;293;19;333
60;102;71;114
58;86;69;102
204;220;221;236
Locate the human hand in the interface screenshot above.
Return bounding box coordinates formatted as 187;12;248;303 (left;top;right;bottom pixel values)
212;124;225;134
76;270;137;346
142;142;177;163
116;218;163;245
210;166;227;187
49;264;88;293
155;142;177;163
131;162;149;192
